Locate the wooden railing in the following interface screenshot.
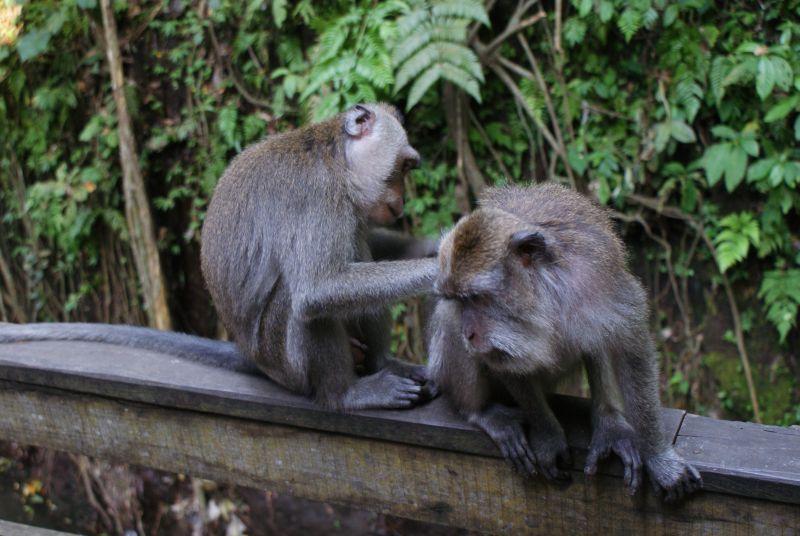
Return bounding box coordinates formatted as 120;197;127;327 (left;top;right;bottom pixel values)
0;341;798;534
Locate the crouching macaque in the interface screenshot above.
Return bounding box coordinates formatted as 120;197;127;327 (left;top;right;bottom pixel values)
428;183;701;501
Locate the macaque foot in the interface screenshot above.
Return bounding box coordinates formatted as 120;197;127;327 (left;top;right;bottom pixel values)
384;358;440;401
528;429;573;483
644;448;702;502
585;417;642;494
343;369;425;410
472;404;537;475
473;405;571;483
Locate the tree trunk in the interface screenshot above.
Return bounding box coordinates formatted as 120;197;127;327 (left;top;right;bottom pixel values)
443;83;486;212
99;0;172;330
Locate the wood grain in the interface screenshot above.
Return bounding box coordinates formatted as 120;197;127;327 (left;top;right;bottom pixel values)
0;379;797;535
0;340;799;532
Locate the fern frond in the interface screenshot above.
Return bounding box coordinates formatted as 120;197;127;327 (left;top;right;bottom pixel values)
356;55;394;89
431;0;489;26
396;7;429;37
437;42;483;82
440;63;481;102
396;42;438;90
392;26;432;66
317;25;349;62
406;64;442;109
368;0;408;25
429;20;468;42
709;56;729;104
617;8;642;42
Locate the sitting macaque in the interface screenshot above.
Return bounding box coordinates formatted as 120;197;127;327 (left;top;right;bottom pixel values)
428;183;701;501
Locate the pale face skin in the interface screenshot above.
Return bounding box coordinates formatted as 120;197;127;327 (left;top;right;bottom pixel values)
342;104;420;225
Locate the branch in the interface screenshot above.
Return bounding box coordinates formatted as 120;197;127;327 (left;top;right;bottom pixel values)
202;8;274;113
100;0;173;330
554;0;563;54
485;61;576;188
516;35;581;189
624;194;762;422
483;8;546;57
469;109;513;180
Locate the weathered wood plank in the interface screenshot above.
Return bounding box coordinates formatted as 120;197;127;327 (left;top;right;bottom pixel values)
0;520;80;536
0;341;683;460
0;380;797;535
676;414;800;504
0;341;799;508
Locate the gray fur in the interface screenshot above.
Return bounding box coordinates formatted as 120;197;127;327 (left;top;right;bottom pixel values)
429;182;701;500
0;322;257;373
201;103;437;411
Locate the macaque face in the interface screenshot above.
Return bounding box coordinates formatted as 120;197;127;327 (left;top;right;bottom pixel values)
367;157;418;225
342;103;420;225
435;211;554;373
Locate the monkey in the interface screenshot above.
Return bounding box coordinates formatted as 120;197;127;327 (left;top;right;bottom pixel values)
0;103;439;412
427;183;701;502
200;102;442;411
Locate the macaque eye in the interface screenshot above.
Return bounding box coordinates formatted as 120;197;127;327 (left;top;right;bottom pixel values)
462;294;488;307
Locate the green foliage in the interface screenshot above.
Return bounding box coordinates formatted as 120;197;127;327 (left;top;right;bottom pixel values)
2;0;800;423
713;213;759;273
300;1;403;119
393;0;487;109
758;270;800;343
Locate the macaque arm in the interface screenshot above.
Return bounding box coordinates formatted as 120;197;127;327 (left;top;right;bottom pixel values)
583;352;643;492
295;258;437;320
367;228;438;260
614;334;702;500
502;373;572;481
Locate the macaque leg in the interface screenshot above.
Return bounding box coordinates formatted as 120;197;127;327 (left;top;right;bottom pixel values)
427;300;533;472
583;352;643;493
502;374;572;482
615;333;702;501
347;310;433;392
291;317;424;411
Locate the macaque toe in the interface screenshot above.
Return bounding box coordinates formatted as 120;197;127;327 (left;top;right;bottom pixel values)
645;449;703;502
419;379;440;401
585;420;642;494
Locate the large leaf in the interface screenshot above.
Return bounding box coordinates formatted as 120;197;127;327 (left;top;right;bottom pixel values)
724;146;748;192
765;95;799;123
756;56;776;100
703;143;730;187
16;29;51;62
670;120;696;143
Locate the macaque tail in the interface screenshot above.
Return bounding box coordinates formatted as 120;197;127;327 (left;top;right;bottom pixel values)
0;322;258;374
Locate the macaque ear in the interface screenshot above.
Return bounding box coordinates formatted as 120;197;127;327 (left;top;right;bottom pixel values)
509;230;549;268
344;104;375;138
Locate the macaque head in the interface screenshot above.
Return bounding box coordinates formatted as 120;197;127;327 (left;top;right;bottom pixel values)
342;103;421;225
435;208;556;372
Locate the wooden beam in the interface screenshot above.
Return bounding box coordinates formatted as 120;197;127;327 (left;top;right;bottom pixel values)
0;341;799;533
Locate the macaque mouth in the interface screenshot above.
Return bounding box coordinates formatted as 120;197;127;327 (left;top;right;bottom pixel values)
388;203;401;219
